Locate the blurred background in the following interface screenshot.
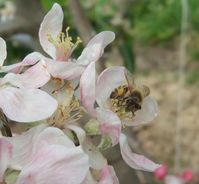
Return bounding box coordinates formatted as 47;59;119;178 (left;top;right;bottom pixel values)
0;0;199;183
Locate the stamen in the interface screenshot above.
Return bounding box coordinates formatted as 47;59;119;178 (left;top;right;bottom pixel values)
47;26;82;61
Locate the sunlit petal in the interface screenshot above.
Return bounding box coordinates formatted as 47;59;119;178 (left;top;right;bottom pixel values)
0;87;57;122
77;31;115;66
80;62;96;115
39;3;63;59
96;66;126;108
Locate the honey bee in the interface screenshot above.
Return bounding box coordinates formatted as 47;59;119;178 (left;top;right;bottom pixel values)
110;70;150;116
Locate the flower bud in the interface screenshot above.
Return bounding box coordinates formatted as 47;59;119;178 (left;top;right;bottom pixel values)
182;169;193;182
154;165;167;181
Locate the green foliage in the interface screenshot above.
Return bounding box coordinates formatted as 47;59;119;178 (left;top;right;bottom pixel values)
40;0;66;11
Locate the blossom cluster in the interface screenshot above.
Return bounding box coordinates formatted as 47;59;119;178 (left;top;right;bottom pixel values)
0;3;160;184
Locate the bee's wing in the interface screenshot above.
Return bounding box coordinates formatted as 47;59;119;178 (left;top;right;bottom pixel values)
138;84;150;97
124;69;136;92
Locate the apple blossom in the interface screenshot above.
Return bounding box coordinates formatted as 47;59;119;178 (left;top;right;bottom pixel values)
0;38;57;123
1;124;89;184
80;62;160;172
0;3;115;83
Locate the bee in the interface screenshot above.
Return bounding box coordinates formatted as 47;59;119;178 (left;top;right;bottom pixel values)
110;70;150;116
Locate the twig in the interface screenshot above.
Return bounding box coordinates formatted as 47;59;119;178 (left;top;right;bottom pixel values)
175;0;189;172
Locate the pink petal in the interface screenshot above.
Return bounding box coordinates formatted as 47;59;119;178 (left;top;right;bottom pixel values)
96;66;126;107
16;145;89;184
0;52;44;73
0;138;12;182
0;87;57;122
0;37;7;66
39;3;63;59
45;59;84;80
99;165;119;184
119;133;160;172
2;61;50;88
77;31;115;66
165;176;185;184
7;124;47;170
80;62;96;115
123;97;158;126
7;125;75;170
96;108;121;146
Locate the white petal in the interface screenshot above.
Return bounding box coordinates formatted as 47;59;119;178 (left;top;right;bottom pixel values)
0;138;12;182
96;108;121;146
0;87;57;122
123;97;158;126
77;31;115;66
0;37;7;66
3;61;50;88
99;165;119;184
0;52;44;73
83;139;107;170
39;3;63;59
7;124;47;170
96;66;126;107
16;145;89;184
80;62;96;115
45;59;84;80
165;176;185;184
119;134;160;172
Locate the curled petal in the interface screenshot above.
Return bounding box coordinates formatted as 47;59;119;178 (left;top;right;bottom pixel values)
123;97;158;126
165;176;185;184
39;3;63;59
0;138;12;182
99;165;119;184
119;134;160;172
0;52;44;73
0;87;57;122
96;108;121;146
96;66;126;107
80;62;96;115
77;31;115;66
66;125;86;145
16;145;89;184
45;59;84;80
3;61;50;88
0;37;7;66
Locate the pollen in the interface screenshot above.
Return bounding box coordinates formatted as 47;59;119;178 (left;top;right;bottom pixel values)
47;27;82;61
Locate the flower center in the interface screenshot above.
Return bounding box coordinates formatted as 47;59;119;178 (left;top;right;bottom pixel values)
47;80;82;129
47;27;82;61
